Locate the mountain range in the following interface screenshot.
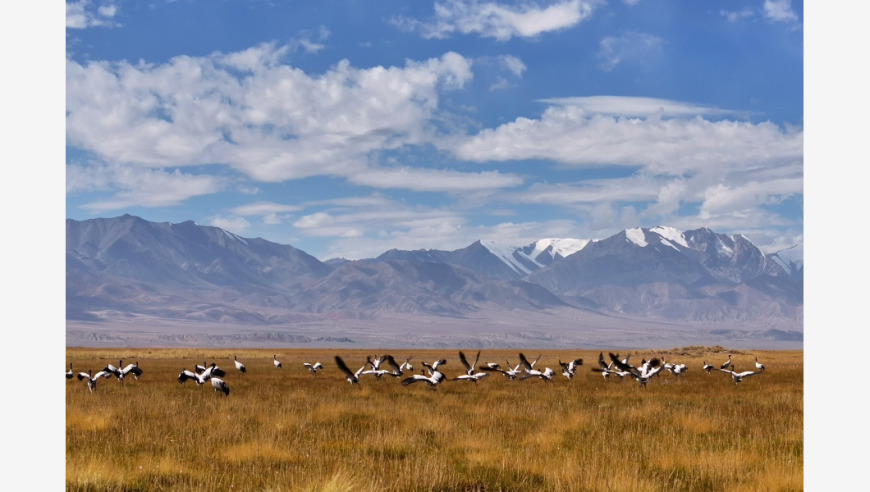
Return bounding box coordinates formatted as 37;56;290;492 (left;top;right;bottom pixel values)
66;215;803;349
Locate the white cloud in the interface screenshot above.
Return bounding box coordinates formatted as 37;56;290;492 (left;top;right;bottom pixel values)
348;166;523;192
720;8;755;23
500;55;527;77
67;46;476;203
210;216;251;235
228;202;302;216
763;0;799;23
453;98;802;176
66;0;119;29
536;96;741;118
596;31;663;72
396;0;602;41
68;163;229;213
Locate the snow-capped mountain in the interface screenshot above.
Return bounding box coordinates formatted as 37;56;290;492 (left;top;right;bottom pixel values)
66;216;802;333
525;226;802;321
376;237;592;280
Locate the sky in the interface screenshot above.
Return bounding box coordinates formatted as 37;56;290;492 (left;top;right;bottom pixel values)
65;0;803;261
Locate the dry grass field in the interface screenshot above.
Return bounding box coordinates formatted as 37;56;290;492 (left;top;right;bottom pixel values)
66;346;802;491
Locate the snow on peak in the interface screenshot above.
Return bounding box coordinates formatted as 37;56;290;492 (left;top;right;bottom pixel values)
650;226;687;248
625;228;648;247
480;240;533;275
530;238;590;259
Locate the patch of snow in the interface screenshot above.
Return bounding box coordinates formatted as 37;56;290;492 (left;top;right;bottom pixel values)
715;237;733;257
650;226;687;248
480;240;532;275
625;228;648;247
223;230;248;245
660;239;681;252
530;238;590;259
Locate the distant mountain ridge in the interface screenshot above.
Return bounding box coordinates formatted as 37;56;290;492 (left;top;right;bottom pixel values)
66;215;802;336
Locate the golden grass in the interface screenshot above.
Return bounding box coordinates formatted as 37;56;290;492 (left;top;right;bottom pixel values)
66;347;802;491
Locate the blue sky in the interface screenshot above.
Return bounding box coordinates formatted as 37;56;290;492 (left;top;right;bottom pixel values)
65;0;804;260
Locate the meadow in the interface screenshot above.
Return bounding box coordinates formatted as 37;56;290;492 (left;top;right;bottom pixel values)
66;346;803;491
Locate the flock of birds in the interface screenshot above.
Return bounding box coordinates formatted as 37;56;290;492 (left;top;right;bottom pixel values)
67;351;767;396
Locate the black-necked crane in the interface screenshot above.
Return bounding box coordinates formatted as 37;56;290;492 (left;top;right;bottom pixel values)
77;369;112;393
201;363;226;379
104;360;143;382
755;357;766;372
211;377;230;396
702;361;714;374
479;359;520;380
422;358;447;376
195;361;226;377
502;360;522;380
233;355;246;375
273;355;282;369
399;357;413;373
518;353;541;372
458;350;481;377
559;358;583;379
665;362;688;378
402;369;447;389
303;362;324;375
593;352;613;380
521;366;556;382
382;355;405;378
720;364;761;385
66;363;74;380
362;355;394;379
609;353;664;387
454;350;490;382
335;355;365;385
452;371;490;383
178;368;209;387
720;354;732;370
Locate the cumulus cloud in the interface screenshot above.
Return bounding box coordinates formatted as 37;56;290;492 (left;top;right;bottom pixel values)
596;31;663;72
67;45;478;207
454;96;802;235
394;0;601;41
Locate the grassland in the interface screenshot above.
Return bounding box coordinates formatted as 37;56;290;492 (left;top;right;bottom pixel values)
66;346;802;491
